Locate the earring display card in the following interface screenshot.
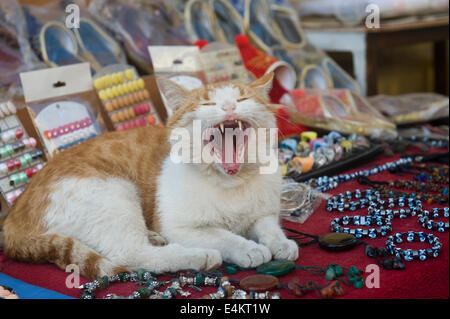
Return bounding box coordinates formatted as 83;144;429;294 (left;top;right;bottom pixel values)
28;100;102;156
0;101;45;207
199;43;251;85
94;65;163;131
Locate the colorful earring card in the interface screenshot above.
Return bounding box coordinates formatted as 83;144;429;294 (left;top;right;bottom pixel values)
94;65;163;131
0;101;45;207
20;63;106;157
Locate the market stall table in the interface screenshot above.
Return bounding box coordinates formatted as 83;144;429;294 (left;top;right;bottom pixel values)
0;152;448;299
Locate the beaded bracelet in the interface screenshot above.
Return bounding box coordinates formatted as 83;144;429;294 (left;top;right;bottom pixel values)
330;215;392;239
386;232;442;261
326;189;422;213
308;157;413;192
417;208;449;232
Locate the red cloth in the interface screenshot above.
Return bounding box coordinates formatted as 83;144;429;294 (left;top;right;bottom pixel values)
0;153;448;299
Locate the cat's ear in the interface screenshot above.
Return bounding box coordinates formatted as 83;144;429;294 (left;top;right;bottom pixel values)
249;72;274;100
156;77;189;113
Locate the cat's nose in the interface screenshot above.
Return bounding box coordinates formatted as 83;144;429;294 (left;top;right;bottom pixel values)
221;104;236;112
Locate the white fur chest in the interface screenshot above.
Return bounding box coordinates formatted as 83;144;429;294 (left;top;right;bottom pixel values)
157;157;282;236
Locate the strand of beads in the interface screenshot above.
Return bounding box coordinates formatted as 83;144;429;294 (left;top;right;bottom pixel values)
372;184;448;205
385;232;442;261
330;215;392;239
80;270;174;299
308;157;413;192
201;276;281;299
417;208;449;232
326;189;422;214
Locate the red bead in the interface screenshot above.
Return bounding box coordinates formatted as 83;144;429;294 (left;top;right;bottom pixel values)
6;161;15;171
15;128;24;139
134;105;141;116
13;159;21;169
25;169;33;178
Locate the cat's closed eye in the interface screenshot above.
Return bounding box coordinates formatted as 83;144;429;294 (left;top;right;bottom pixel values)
200;102;216;106
237;97;250;102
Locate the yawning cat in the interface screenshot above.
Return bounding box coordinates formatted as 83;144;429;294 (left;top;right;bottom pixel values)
2;73;298;280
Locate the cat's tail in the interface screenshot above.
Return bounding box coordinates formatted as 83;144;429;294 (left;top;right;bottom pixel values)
3;233;128;280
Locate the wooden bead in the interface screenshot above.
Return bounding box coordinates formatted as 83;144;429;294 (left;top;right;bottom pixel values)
111;113;119;123
105;102;114;112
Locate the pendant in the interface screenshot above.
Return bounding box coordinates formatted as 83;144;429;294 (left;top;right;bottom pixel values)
240;275;279;292
318;233;359;251
256;259;296;277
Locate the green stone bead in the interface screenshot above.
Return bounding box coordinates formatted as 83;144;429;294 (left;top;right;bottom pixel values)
256;259;295;277
137;269;147;281
137;287;151;298
335;265;343;277
195;273;204;286
348;266;360;276
118;272;129;282
325;268;336;280
225;265;237;275
347;275;359;283
0;148;7;158
354;278;364;289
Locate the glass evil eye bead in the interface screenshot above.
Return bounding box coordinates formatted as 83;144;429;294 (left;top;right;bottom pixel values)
310;157;414;192
385;232;442;261
330;215;392;239
417;208;449;232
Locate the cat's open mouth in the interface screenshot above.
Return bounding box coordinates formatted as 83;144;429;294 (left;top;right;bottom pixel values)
204;119;251;176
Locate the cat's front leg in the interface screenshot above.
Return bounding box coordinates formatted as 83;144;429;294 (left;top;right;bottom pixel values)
164;227;272;268
249;215;299;261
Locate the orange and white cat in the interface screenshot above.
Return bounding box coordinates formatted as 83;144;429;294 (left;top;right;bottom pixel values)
1;73;298;280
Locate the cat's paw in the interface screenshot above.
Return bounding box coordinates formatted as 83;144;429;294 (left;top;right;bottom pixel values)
267;239;299;261
179;247;223;271
147;231;167;246
228;243;272;268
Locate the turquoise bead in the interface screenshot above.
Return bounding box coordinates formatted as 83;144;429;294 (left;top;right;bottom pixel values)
354;278;364;289
325;268;336;280
225;265;237;275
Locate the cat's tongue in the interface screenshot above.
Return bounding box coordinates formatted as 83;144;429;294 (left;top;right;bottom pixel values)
221;140;241;175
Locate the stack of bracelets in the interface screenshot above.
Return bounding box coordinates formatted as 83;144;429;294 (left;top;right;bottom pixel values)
316;155;448;262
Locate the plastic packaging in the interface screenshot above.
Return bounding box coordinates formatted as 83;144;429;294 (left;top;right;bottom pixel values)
88;0;190;74
280;179;331;223
281;88;397;139
0;0;45;95
368;93;449;125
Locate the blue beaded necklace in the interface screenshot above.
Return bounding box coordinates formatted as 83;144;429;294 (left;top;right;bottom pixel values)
307;157;413;192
